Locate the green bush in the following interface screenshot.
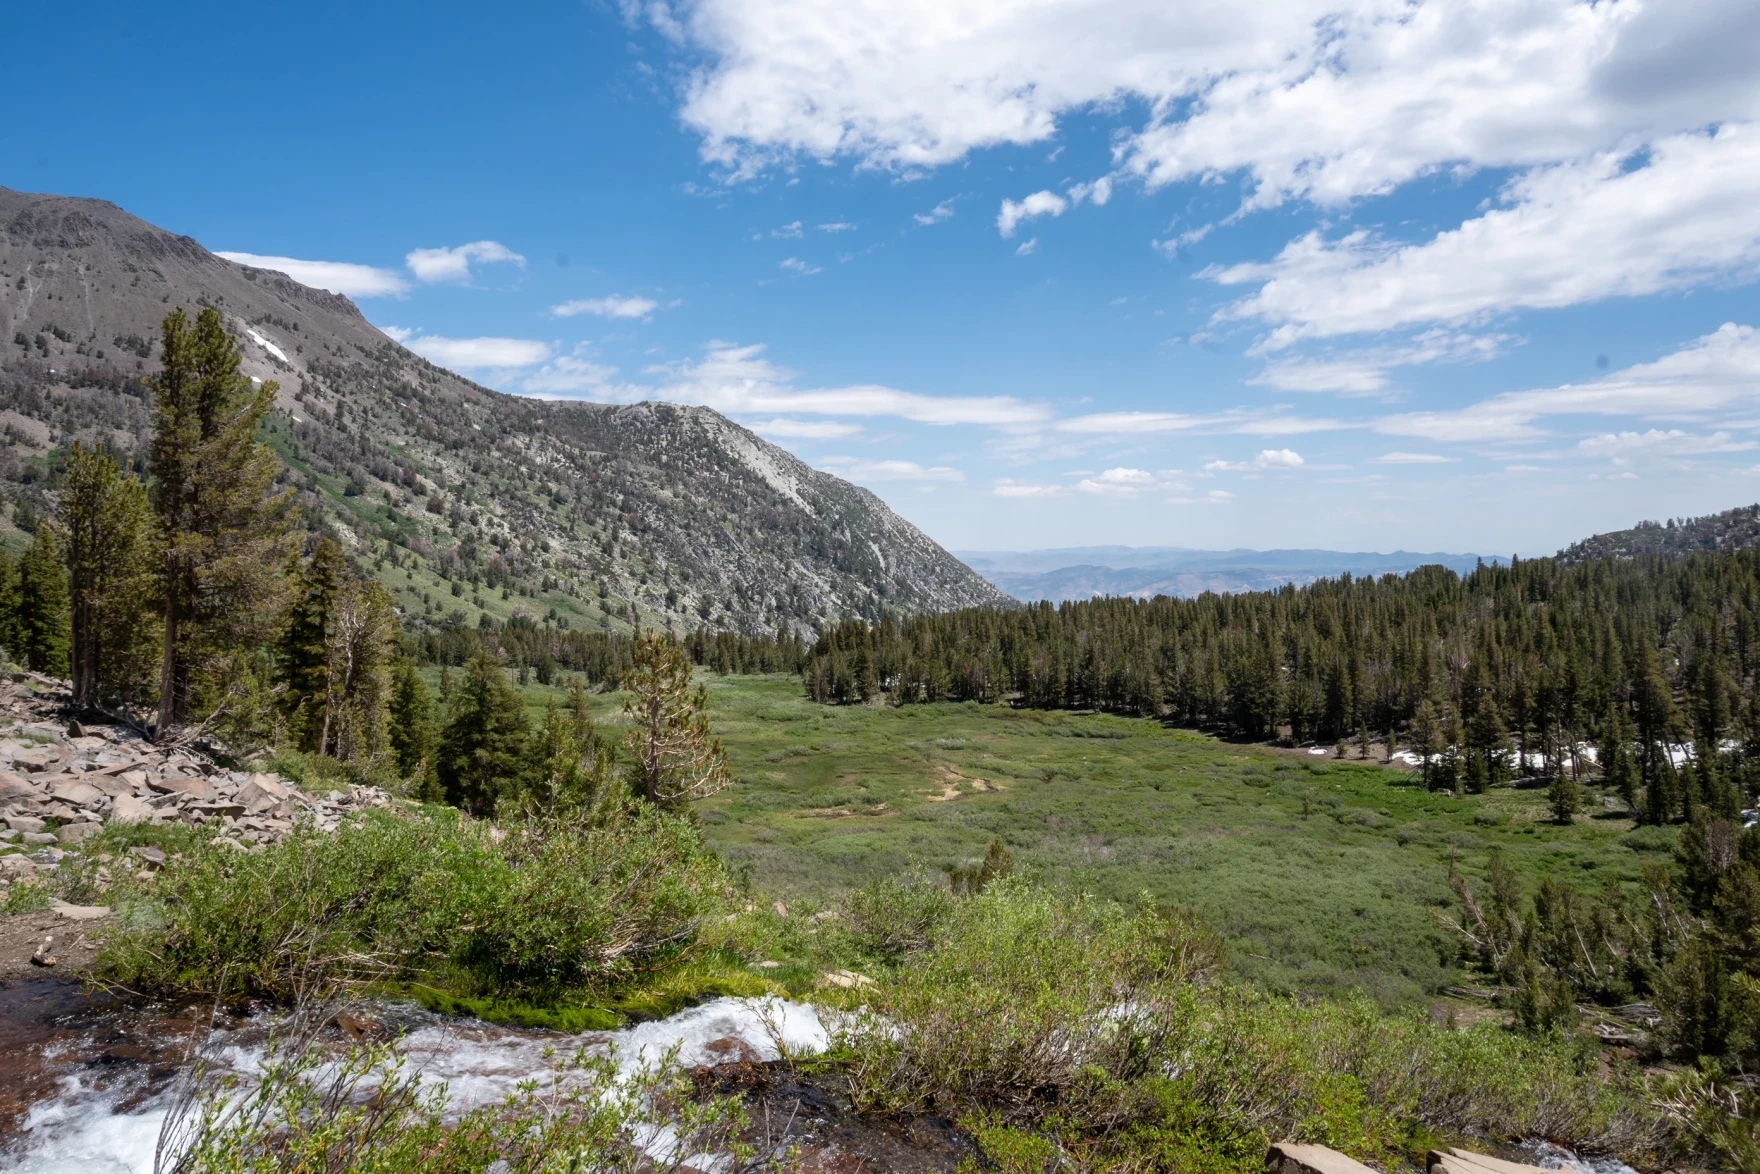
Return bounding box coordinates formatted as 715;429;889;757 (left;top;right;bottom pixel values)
98;805;726;1003
835;881;1667;1173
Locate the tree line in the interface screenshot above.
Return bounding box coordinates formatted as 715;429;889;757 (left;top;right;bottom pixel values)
0;308;736;820
805;554;1760;823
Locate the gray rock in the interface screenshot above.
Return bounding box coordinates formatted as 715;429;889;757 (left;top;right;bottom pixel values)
57;822;101;845
49;778;107;808
110;794;153;824
3;813;46;834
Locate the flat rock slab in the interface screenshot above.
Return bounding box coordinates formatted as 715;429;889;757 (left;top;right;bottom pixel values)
1267;1143;1380;1174
1429;1150;1547;1174
48;900;110;922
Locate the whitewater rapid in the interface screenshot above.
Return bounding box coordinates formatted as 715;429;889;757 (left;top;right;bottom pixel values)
5;996;829;1173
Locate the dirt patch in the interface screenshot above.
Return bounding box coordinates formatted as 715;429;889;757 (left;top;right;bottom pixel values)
923;765;1000;802
0;908;108;984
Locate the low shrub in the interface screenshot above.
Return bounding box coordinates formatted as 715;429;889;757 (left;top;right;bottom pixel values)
835;880;1669;1173
98;804;727;1004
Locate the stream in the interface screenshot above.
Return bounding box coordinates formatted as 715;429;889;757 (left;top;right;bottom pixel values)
1;979;838;1173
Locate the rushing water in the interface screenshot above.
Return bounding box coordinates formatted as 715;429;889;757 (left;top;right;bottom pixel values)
1;981;829;1174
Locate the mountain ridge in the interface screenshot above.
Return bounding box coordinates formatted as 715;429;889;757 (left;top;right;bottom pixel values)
0;186;1008;636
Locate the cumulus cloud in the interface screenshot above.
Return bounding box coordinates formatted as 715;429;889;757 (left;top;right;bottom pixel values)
998;190;1067;238
217;252;410;298
401;334;551;370
405;241;526;284
655;0;1760;337
1212;125;1760;344
779;257;822;275
660;0;1759;194
523;351;622;395
1075;467;1188;497
1253;448;1303;468
1015;238;1039;257
818;457;964;482
1576;429;1757;460
1375;323;1760;444
551;295;662;319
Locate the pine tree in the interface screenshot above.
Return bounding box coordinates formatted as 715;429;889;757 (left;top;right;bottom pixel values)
277;537;346;751
14;522;69;676
149;306;295;733
61;444;158;708
1548;773;1580;824
388;660;437;787
437;650;529;815
622;630;733;809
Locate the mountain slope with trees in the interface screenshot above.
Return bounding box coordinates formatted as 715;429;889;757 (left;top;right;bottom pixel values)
0;186;1006;638
1558;503;1760;564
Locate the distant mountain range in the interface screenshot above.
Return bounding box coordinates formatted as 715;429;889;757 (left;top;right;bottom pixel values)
956;546;1497;603
0;186;1007;636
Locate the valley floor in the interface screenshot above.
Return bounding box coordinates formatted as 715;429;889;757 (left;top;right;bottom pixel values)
500;672;1652;1008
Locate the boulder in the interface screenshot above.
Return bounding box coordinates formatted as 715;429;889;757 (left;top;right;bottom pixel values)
1427;1150;1547;1174
3;812;46;834
1267;1143;1379;1174
49;898;109;921
0;853;40;875
234;779;283;813
11;747;62;773
57;821;101;845
110;794;154;824
0;771;40;802
128;845;166;868
151;776;213;801
87;775;135;800
49;778;108;809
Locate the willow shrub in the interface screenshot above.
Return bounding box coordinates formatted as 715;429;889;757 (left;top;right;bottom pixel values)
99;805;726;1003
835;880;1670;1173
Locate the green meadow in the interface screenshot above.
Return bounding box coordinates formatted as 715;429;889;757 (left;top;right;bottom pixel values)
473;670;1654;1008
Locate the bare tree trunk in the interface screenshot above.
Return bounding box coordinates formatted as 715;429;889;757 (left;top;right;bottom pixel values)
156;583;178;739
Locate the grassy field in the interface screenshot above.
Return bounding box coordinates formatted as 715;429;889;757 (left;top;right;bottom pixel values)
461;670;1658;1008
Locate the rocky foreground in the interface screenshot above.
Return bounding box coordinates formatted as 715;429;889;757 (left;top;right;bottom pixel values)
0;670;393;904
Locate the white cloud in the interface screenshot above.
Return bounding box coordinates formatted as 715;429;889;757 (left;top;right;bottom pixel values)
1213;124;1760;344
914;199;956;226
1577;429;1757;460
768;220;804;238
1370;451;1458;465
1014;238;1039;257
1067;177;1113;206
523;352;621;394
1057;410;1344;437
402;334;551;370
217;252;410;298
551;295;661;320
1253;448;1304;468
660;0;1760;199
405;240;526;284
1206;489;1236;502
544;341;1050;426
1376;323;1760;444
378;325;414;342
1075;467;1188;497
818;457;964;482
998;190;1067;238
1251;331;1507;395
993;479;1067;498
779;257;822;275
747;417;863;439
817;221;857;233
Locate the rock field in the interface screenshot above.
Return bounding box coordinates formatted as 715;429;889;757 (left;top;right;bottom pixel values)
0;670;393;900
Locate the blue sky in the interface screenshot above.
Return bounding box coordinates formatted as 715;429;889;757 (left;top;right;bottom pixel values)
12;0;1760;555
